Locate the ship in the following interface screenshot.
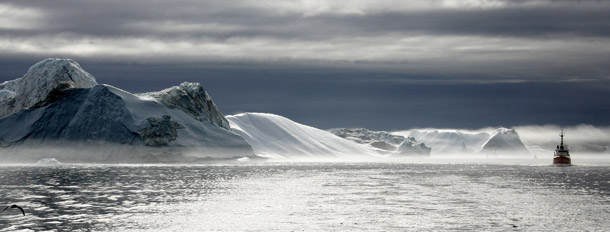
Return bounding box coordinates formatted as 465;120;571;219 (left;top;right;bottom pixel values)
553;130;571;165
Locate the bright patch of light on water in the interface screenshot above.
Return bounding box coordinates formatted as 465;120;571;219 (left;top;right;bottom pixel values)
1;160;609;231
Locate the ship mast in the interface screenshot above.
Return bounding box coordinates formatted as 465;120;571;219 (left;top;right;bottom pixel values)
560;130;564;148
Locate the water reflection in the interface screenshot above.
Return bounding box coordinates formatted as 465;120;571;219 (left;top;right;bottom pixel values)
0;163;608;231
0;165;263;231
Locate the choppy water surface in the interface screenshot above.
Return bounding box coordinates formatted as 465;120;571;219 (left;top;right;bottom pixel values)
1;161;609;231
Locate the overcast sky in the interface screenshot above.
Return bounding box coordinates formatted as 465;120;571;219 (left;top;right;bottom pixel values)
1;0;610;130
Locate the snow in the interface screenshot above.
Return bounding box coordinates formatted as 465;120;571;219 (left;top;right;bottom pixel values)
0;84;255;161
479;128;529;154
396;128;531;155
226;113;383;159
0;59;254;162
137;82;230;130
395;129;492;154
0;89;15;101
0;58;539;162
0;58;97;118
36;158;61;164
328;128;430;156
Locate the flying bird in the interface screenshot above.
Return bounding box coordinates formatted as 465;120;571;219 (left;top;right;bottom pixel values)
2;204;25;216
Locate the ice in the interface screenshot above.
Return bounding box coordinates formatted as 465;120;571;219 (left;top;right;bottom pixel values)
0;58;97;118
36;158;61;164
396;129;492;154
328;128;431;156
137;82;230;130
226;113;383;159
396;128;529;155
0;59;254;162
480;128;529;154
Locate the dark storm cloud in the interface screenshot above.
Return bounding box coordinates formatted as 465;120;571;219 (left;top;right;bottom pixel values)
3;0;610;39
353;7;610;38
1;0;609;83
2;0;610;129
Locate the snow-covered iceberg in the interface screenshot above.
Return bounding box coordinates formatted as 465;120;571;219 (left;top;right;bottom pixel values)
328;128;430;156
396;128;529;155
0;58;254;162
36;158;61;164
138;82;230;130
479;128;529;155
0;58;97;118
397;129;491;154
226;113;383;159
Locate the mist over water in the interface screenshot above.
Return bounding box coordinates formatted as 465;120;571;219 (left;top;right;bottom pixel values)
397;124;610;156
1;159;609;231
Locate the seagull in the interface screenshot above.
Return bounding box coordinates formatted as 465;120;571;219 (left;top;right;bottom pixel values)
2;204;25;216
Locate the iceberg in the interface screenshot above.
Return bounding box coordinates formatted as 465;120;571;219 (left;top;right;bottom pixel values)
138;82;230;130
399;129;491;154
396;128;529;155
0;58;98;118
479;128;529;155
36;158;61;164
328;128;430;156
0;59;254;162
226;113;383;159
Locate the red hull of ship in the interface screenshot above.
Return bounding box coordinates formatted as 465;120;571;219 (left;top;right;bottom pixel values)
553;156;571;165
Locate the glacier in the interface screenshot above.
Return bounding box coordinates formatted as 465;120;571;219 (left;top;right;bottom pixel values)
226;113;384;159
0;58;254;162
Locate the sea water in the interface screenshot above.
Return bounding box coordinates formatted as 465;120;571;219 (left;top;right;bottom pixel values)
0;159;609;231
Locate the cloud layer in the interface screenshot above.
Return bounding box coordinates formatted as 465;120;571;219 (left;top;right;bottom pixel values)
1;0;610;82
2;1;610;130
